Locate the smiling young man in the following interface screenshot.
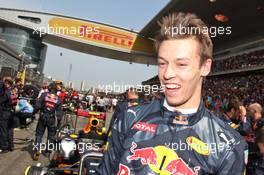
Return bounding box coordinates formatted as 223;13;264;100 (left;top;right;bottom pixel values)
98;12;247;175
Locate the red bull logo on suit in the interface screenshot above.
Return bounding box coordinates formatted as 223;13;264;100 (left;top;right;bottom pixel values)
119;142;201;175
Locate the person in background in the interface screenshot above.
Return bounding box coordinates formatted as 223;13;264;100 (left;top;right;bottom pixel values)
247;127;264;175
97;96;106;112
13;78;24;130
246;103;263;167
221;97;252;136
87;94;95;110
38;82;49;98
0;77;18;153
56;82;62;96
58;86;67;103
248;103;263;132
15;78;24;97
32;83;62;160
111;96;118;112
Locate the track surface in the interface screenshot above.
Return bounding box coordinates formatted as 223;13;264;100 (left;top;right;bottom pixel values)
0;112;113;175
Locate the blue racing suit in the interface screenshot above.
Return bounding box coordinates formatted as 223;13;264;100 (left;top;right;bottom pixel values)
33;92;62;151
98;98;248;175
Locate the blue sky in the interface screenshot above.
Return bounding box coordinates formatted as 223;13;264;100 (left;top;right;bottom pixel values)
0;0;170;89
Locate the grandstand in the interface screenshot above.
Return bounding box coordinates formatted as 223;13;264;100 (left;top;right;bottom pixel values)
141;0;264;109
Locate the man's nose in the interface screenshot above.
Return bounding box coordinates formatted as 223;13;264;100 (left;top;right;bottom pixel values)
164;64;176;80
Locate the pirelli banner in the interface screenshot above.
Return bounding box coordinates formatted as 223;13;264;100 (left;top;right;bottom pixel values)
0;8;156;65
49;17;154;54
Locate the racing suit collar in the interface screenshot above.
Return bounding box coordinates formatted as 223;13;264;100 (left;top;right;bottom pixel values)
160;98;205;126
163;99;198;114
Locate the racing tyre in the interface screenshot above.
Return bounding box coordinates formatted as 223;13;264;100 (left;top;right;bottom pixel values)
24;166;45;175
23;85;39;99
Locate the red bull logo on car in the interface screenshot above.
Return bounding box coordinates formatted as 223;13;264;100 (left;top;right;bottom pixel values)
123;142;201;175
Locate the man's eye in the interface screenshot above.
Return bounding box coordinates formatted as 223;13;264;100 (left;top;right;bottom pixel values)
158;62;166;66
179;63;187;67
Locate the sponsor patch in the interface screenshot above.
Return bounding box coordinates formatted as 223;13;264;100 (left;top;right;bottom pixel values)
218;131;235;146
172;115;189;125
117;164;130;175
132;122;157;133
186;136;210;156
127;142;200;174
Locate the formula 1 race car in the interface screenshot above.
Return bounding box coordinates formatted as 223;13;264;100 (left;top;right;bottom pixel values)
25;151;104;175
25;110;107;175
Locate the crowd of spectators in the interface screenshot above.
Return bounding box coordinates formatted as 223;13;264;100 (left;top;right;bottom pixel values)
203;74;264;113
212;49;264;73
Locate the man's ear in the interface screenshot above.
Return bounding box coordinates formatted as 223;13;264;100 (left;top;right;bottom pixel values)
201;58;212;76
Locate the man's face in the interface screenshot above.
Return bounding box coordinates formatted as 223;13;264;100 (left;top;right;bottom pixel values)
17;81;22;86
4;81;11;89
127;91;138;100
228;108;239;119
158;38;211;109
56;84;61;91
248;107;255;118
248;106;261;121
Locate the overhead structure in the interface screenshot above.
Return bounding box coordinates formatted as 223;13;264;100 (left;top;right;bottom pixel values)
140;0;264;53
1;0;263;67
140;0;264;85
0;8;156;65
